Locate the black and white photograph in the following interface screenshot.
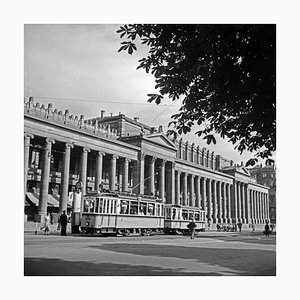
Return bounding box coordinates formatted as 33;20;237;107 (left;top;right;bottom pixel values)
23;23;276;276
2;0;299;299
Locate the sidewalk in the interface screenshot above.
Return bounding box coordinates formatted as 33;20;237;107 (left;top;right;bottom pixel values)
24;221;275;237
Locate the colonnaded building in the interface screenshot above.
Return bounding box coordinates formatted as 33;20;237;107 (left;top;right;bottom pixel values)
24;97;270;229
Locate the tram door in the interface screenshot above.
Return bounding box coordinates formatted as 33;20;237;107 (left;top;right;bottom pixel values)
101;198;117;228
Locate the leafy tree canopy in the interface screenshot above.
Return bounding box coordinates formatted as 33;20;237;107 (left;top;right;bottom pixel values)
117;24;276;166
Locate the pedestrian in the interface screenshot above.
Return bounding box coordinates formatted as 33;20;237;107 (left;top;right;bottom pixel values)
187;220;197;239
59;210;68;236
42;212;51;235
207;221;211;232
237;221;242;232
249;221;255;235
264;221;271;237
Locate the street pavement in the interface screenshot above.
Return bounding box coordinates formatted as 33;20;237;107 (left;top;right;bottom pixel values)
24;222;276;276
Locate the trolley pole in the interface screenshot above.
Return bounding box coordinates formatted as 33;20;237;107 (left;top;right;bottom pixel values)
71;181;82;234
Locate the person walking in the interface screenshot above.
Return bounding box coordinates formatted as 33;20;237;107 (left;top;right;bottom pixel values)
237;221;242;232
187;220;197;239
42;212;51;235
59;210;68;236
264;221;271;237
249;221;255;235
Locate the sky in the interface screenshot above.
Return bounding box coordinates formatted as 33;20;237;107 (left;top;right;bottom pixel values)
24;24;273;166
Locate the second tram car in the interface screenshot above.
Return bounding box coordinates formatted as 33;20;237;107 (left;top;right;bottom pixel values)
164;204;206;234
80;191;164;236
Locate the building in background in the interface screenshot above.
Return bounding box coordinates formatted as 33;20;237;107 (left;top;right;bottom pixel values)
24;97;270;229
249;162;276;224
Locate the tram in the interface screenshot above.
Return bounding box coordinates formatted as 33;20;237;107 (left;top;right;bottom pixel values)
164;204;206;234
80;190;164;236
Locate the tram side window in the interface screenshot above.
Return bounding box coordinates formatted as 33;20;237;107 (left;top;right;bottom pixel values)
157;204;163;217
95;198;99;213
188;211;194;220
147;203;155;215
99;198;103;213
130;201;138;214
195;212;200;221
156;204;160;216
139;202;147;215
120;200;129;214
111;200;116;214
182;210;188;220
102;199;107;214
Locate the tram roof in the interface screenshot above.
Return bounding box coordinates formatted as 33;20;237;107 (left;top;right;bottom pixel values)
83;190;163;202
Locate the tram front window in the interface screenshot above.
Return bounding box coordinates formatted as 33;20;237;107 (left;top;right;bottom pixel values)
83;199;89;212
130;201;138;214
188;211;194;220
195;212;200;221
165;208;171;219
172;208;177;220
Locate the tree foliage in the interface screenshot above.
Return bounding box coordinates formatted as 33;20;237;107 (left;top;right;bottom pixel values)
117;24;276;165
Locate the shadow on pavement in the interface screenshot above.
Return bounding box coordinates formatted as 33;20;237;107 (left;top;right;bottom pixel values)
88;244;276;276
24;257;222;276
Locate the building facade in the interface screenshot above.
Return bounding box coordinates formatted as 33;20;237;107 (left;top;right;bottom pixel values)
24;97;270;228
249;162;276;224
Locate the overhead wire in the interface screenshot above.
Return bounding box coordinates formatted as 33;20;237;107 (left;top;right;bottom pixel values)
24;95;171;106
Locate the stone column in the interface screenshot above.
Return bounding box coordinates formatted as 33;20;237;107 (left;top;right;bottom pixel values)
109;154;118;191
139;153;145;195
212;180;217;222
182;172;188;206
219;182;223;222
166;162;175;204
38;138;55;217
79;147;90;195
122;158;130;192
175;171;181;205
159;159;166;201
149;156;156;195
201;177;207;212
241;182;245;223
253;191;257;224
266;193;270;221
195;176;201;208
249;190;253;223
261;193;266;223
236;182;241;222
232;182;238;223
189;174;195;207
226;183;232;223
59;143;73;213
24;133;34;194
222;182;227;223
245;185;250;224
206;179;212;221
95;151;105;190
